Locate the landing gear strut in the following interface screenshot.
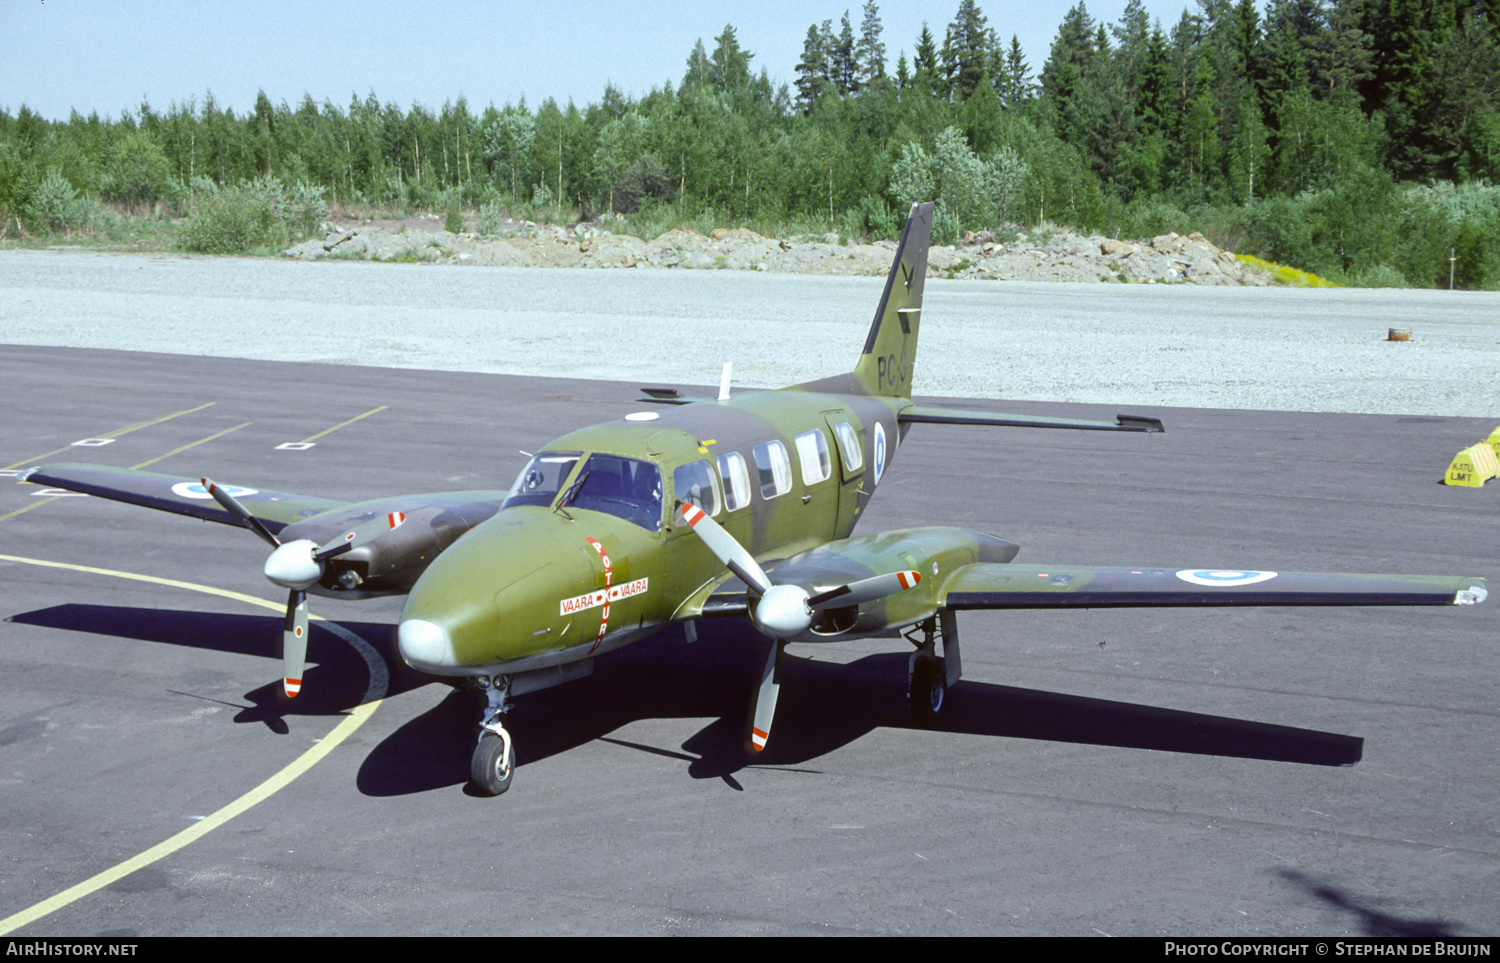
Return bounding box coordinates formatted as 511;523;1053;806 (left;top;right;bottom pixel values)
906;610;961;727
470;675;515;796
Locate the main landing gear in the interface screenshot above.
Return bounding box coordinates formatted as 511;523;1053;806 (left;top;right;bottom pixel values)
906;610;961;727
471;675;515;796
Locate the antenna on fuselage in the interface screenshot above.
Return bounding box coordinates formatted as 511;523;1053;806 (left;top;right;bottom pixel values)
718;362;732;401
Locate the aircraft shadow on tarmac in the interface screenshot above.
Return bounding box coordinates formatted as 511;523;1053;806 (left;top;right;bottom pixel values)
357;624;1365;797
1276;869;1464;938
7;604;1363;796
5;604;424;735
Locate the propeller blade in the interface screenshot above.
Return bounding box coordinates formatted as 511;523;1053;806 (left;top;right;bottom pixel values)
808;570;922;610
202;477;280;548
677;502;772;597
314;511;406;562
282;589;308;698
749;640;783;753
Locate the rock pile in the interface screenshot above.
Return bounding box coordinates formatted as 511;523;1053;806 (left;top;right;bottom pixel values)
285;215;1271;286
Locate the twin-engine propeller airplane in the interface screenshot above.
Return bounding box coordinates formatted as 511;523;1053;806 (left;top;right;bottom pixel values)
23;203;1487;796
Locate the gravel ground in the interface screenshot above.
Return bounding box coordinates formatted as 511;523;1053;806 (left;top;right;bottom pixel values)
3;249;1498;416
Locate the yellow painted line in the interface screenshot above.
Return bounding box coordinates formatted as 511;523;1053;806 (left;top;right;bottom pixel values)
0;554;385;935
0;497;66;524
299;406;386;444
3;403;217;471
1;422;252;525
130;422;251;470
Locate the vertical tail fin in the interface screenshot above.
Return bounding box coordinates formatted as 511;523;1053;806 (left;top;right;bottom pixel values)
851;202;932;398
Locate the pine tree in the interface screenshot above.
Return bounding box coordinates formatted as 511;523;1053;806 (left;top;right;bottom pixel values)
944;0;992;100
856;1;888;91
1005;35;1034;106
795;24;829;113
835;12;859;94
913;23;943;98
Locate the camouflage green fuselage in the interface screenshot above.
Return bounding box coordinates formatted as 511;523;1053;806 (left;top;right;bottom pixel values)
397;381;1015;678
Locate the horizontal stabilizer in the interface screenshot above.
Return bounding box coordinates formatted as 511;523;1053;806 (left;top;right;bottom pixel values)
942;564;1486;609
899;406;1164;433
22;463;348;532
636;388;725;406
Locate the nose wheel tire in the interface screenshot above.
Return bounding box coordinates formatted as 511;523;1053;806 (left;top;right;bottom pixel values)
909;655;946;727
471;730;515;796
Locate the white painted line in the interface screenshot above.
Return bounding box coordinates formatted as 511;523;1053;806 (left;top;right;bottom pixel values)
0;553;387;936
71;438;115;447
275;442;316;450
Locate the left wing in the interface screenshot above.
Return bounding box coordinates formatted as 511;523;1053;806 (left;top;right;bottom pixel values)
23;462;349;534
941;564;1487;609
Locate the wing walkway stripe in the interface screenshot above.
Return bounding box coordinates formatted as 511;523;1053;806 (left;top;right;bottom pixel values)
0;554;386;936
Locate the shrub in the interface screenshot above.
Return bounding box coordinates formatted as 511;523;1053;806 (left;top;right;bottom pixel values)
477;200;506;237
24;168;95;234
178;176;325;254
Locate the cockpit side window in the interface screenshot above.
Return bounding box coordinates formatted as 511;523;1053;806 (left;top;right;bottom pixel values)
569;454;663;531
673;460;720;517
503;452;581;509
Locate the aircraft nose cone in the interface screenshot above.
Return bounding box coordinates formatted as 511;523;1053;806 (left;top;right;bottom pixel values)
398;618;457;672
264;539;322;589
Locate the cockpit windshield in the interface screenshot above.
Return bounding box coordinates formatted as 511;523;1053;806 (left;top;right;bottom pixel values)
503;452;581;509
502;451;663;531
565;454;663;531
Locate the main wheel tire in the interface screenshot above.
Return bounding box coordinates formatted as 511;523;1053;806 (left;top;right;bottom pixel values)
471;732;515;796
910;655;946;727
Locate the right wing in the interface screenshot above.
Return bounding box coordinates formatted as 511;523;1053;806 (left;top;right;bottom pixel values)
940;564;1487;609
23;462;349;535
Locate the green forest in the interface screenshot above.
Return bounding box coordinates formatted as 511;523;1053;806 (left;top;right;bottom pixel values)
3;0;1498;288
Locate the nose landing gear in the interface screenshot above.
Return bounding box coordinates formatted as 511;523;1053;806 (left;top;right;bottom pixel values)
471;675;515;796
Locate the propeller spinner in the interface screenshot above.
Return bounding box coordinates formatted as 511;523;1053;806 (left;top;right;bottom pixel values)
203;477;404;697
677;501;920;752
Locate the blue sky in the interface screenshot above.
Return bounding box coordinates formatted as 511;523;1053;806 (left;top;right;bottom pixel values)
3;0;1212;121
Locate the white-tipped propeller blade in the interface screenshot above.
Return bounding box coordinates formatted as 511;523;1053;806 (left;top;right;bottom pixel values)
750;641;783;753
283;589;308;698
314;511;406;562
677;500;924;754
807;570;922;610
205;478;406;700
678;502;772;596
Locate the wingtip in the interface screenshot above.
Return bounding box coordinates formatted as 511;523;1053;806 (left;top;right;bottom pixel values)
1455;581;1487;605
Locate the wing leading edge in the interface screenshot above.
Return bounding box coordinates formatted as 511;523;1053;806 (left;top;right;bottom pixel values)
23;462;349;534
941;564;1486;608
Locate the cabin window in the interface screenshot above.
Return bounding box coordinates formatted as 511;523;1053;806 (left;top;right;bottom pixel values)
674;460;720;517
503;452;581;509
564;454;662;531
753;441;792;499
717;451;751;512
834;421;863;471
794;429;831;486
